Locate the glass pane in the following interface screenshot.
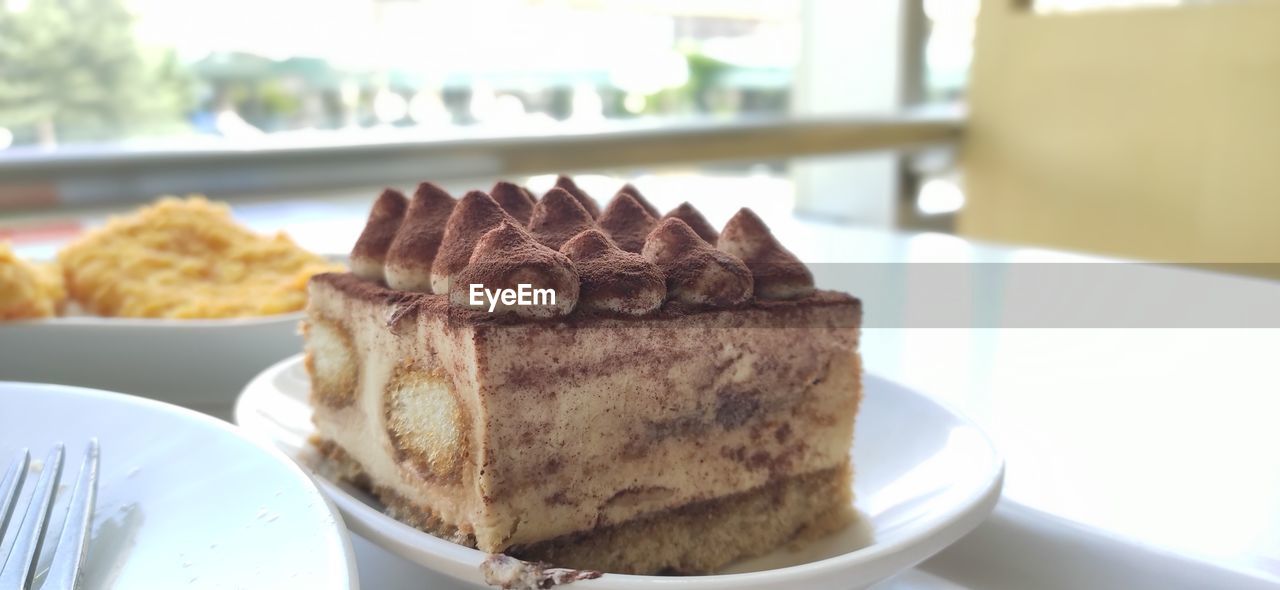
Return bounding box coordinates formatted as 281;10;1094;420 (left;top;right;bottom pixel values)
922;0;979;101
0;0;801;150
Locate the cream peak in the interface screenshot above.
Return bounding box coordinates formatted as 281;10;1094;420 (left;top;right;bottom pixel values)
430;190;516;295
490;181;537;225
641;218;752;307
351;188;408;281
384;183;456;292
561;229;665;315
663;202;719;245
718;208;814;300
528;187;598;250
597;192;659;253
615;184;661;219
450;221;579;318
552;175;601;219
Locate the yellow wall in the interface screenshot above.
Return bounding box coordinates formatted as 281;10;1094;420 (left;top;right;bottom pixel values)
961;1;1280;269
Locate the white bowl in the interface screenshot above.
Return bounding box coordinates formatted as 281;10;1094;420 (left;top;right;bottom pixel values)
0;253;344;415
0;313;303;416
237;355;1003;590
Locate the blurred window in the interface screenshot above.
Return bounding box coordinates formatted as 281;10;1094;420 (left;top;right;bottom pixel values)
0;0;801;151
921;0;979;101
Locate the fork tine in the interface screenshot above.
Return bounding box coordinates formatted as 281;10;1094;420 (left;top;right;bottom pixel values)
0;444;64;590
43;440;100;590
0;449;30;540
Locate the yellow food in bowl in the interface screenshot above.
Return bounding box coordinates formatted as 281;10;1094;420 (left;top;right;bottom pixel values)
58;196;344;319
0;242;66;320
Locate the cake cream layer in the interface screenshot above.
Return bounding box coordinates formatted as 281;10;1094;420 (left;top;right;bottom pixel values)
306;272;861;554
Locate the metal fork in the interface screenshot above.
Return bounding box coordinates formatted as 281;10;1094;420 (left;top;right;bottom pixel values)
0;441;99;590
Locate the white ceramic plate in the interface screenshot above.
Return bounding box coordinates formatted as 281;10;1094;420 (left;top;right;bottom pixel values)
0;381;359;590
236;355;1003;590
0;314;303;416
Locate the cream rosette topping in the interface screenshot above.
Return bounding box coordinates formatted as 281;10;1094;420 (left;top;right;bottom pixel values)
431;191;517;295
489;181;537;225
597;192;658;254
449;222;579;319
384;182;457;292
350;188;408;281
551;175;601;219
718;208;814;300
528;188;597;250
346;177;826;318
663;202;720;246
560;229;665;316
614;184;661;218
641;218;753;307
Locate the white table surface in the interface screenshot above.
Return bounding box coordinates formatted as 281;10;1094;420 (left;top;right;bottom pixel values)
4;172;1278;586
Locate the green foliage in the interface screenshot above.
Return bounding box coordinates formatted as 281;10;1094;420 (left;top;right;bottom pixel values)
641;51;733;117
0;0;192;146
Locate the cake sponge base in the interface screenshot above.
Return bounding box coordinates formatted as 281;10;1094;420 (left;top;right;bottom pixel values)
318;436;852;575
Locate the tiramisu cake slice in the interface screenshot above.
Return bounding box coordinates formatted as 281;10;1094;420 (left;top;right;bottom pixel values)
305;179;861;575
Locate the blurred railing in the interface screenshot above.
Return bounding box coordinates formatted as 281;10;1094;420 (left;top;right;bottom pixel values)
0;108;962;210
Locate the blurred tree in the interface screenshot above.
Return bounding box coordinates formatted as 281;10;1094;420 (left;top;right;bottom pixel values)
0;0;191;147
643;52;731;117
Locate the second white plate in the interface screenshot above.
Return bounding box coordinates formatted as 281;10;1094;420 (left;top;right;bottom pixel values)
0;381;358;590
236;355;1003;590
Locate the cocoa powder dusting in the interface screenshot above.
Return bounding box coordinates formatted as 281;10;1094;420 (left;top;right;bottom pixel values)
351;188;408;262
551;175;601;218
491;181;537;224
597;192;658;253
384;182;458;272
434;191;519;279
529;188;597;250
662;202;720;245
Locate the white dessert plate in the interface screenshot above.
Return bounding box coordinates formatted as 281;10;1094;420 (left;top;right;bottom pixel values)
236;355;1003;590
0;313;304;416
0;381;359;590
